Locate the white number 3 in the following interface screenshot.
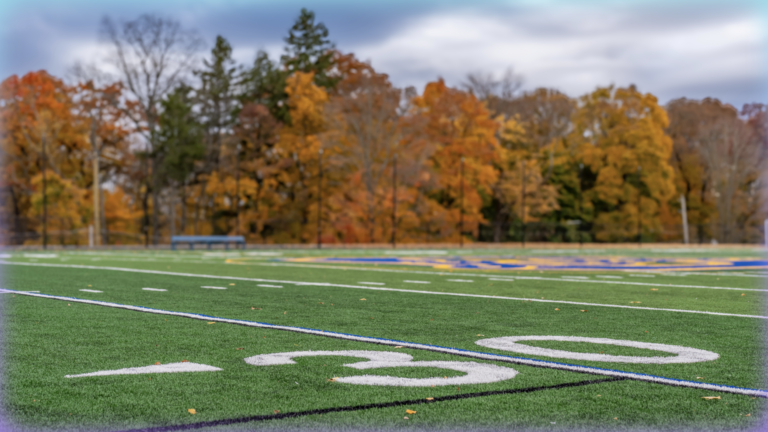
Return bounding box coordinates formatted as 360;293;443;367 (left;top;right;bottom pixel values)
244;350;518;387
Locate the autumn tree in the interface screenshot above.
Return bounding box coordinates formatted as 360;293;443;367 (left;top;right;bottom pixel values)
570;85;676;242
101;14;202;245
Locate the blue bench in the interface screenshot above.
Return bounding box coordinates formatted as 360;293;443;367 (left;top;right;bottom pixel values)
171;235;246;250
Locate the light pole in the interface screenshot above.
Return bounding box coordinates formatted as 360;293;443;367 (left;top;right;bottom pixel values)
317;148;323;249
459;156;465;248
521;159;526;248
391;154;397;248
235;141;242;236
637;165;642;247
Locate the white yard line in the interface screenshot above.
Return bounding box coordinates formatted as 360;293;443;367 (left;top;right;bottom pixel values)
2;288;766;399
403;280;431;284
142;288;167;292
359;282;385;286
2;261;765;319
447;279;474;283
250;262;766;292
596;275;623;279
201;286;227;290
79;289;102;293
257;284;283;288
562;276;589;280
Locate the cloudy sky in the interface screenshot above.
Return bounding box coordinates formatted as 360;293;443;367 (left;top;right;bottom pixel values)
1;0;765;107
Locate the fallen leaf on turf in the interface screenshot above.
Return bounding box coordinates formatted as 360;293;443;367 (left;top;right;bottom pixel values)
394;346;403;349
596;395;601;397
580;310;588;312
403;417;409;420
406;410;417;414
745;413;751;416
650;288;658;291
444;376;448;379
318;302;324;304
229;283;235;286
701;396;721;400
741;293;746;296
88;285;91;287
360;298;367;301
188;409;196;415
613;417;618;420
630;301;641;304
555;308;560;311
207;322;215;324
327;377;339;382
426;397;434;401
182;360;189;362
236;348;244;350
697;376;705;379
284;311;287;315
274;410;280;414
645;331;649;333
155;362;161;365
477;334;485;336
68;304;71;306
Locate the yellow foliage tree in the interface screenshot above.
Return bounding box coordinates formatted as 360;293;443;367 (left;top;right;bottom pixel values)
571;85;676;241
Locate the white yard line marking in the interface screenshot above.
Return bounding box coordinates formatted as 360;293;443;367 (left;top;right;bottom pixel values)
257;284;283;288
142;288;167;292
359;282;385;286
201;286;227;290
3;288;766;398
595;275;622;279
66;362;221;378
484;275;764;292
79;289;102;293
403;280;431;284
562;276;589;280
2;261;765;319
447;279;474;283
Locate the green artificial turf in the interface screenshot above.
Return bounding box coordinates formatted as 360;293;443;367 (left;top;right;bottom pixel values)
1;251;766;431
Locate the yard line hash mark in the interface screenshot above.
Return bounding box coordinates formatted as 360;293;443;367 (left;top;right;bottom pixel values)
142;288;166;292
359;282;385;286
201;286;227;290
2;289;766;399
257;284;283;288
79;289;102;293
403;280;431;284
112;378;624;432
447;279;474;283
3;262;765;319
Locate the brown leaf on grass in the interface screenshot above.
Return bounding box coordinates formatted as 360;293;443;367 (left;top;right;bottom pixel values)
580;310;588;312
406;409;417;414
403;417;409;420
555;308;560;311
155;362;161;365
650;288;658;291
701;396;721;400
274;410;280;414
477;334;485;336
745;413;751;416
327;377;339;382
318;302;324;304
182;360;189;363
426;397;434;401
741;293;746;296
188;409;196;415
630;301;642;304
236;348;244;350
284;311;287;315
207;322;215;324
360;298;367;301
229;283;235;286
394;346;404;349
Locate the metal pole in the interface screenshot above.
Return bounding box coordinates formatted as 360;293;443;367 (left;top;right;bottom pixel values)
317;148;323;249
521;160;526;248
637;166;642;247
578;163;583;247
392;154;397;248
680;194;689;245
459;157;465;248
235;142;242;236
42;137;47;249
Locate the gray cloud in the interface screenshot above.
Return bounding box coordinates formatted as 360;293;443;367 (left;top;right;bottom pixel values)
1;1;765;107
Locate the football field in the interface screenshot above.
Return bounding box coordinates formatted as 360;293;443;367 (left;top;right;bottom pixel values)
1;247;766;431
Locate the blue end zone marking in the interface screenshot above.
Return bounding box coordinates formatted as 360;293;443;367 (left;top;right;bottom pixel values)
4;288;766;396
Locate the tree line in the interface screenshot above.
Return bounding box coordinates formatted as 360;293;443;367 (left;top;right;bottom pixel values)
1;9;766;247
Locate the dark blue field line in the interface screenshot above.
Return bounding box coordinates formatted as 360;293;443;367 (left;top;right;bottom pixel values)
113;377;625;432
2;289;766;398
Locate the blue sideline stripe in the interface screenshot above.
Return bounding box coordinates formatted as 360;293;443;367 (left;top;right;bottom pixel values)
2;288;766;398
